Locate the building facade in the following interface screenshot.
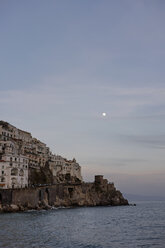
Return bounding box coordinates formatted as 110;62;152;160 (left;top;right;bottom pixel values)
0;154;28;189
0;121;82;189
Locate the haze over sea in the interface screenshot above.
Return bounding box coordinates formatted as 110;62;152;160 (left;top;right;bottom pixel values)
0;201;165;248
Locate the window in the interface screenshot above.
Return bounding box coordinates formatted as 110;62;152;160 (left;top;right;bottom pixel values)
19;169;24;176
1;177;5;182
11;168;18;176
2;171;4;174
11;177;17;187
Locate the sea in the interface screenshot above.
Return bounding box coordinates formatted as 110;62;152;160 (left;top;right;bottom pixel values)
0;201;165;248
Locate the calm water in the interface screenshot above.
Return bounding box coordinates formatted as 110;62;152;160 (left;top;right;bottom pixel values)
0;201;165;248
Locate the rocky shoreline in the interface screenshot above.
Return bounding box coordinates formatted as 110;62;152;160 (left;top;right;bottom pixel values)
0;176;129;213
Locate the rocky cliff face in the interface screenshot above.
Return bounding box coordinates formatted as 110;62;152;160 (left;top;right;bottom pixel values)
28;162;82;186
0;176;128;213
28;164;54;186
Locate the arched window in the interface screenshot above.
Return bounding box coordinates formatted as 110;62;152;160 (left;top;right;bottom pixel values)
11;168;18;176
11;178;17;188
19;169;24;176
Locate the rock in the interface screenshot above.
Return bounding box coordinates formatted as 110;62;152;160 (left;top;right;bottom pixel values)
10;204;19;211
18;205;25;211
0;176;129;212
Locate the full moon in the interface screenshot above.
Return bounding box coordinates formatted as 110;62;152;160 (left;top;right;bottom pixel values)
102;112;107;117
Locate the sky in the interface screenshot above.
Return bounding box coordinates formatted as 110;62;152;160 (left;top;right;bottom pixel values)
0;0;165;197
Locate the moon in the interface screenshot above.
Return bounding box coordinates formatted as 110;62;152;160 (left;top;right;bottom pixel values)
102;112;107;117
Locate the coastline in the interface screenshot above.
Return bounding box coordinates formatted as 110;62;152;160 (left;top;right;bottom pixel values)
0;177;129;213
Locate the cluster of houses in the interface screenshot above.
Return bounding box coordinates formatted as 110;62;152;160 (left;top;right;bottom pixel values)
0;121;82;189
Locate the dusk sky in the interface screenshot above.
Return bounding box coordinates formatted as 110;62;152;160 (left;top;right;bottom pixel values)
1;0;165;197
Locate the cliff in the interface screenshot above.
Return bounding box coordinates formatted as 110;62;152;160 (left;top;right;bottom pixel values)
0;175;128;213
28;162;81;186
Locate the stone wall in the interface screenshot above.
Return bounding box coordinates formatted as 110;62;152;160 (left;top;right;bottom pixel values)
0;176;129;212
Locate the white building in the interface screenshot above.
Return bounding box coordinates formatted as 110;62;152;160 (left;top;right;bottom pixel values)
0;154;28;189
49;156;82;182
0;121;83;187
0;121;32;142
